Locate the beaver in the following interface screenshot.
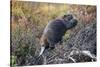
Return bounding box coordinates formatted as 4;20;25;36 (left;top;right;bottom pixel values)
39;14;78;56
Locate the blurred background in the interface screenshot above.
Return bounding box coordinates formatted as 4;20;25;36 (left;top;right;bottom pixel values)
10;1;96;66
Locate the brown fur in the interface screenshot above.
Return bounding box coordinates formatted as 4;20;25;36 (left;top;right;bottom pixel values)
40;34;48;47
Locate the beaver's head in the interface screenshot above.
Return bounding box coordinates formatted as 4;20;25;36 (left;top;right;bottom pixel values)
62;14;78;29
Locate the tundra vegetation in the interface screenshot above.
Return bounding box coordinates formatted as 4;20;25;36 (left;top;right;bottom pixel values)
11;1;96;66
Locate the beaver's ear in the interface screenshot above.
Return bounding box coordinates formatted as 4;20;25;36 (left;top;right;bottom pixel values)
39;46;45;56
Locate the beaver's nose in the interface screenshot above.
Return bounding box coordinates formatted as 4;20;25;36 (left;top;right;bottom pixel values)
72;19;78;25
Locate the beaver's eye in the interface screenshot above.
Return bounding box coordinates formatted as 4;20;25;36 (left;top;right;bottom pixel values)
67;15;73;20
